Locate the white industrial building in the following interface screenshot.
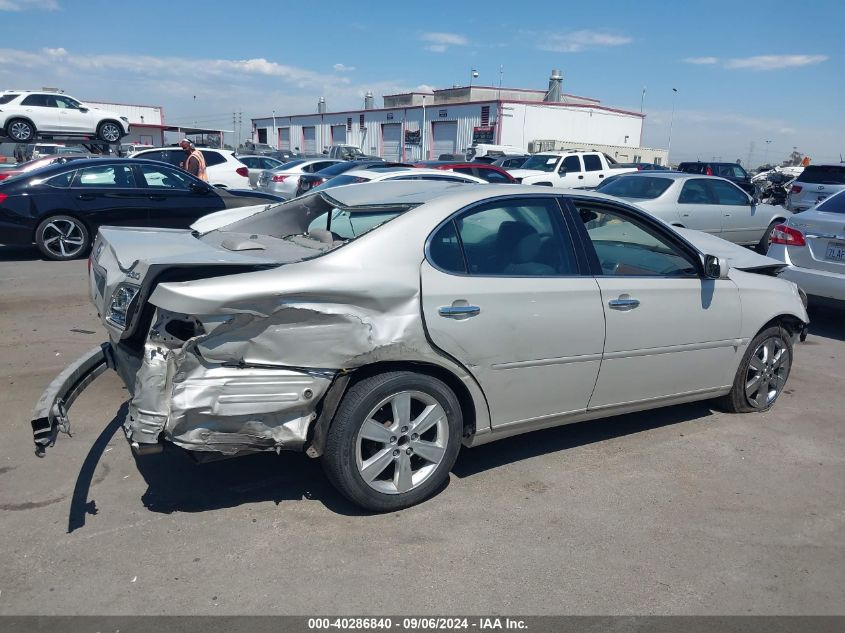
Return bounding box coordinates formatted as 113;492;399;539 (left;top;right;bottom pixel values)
251;71;668;164
86;100;166;146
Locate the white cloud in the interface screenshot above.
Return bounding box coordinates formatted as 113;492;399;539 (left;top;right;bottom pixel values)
682;56;718;65
725;54;828;71
414;84;435;93
538;29;632;53
419;32;468;52
333;63;355;72
0;0;58;10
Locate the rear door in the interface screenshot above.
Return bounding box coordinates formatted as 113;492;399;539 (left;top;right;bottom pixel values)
675;178;724;235
420;195;606;428
707;178;759;244
136;163;225;228
21;94;63;132
579;153;607;188
70;163;150;228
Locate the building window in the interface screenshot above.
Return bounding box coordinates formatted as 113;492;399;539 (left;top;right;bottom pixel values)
359;114;365;130
347;117;352;132
481;105;490;126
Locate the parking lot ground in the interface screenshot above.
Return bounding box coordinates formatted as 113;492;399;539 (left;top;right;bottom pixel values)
0;247;843;615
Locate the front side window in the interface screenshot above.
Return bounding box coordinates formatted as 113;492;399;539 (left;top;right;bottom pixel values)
678;179;716;204
139;164;192;189
577;205;698;276
708;179;748;205
561;155;582;173
74;164;137;188
520;155;559;172
429;198;578;276
54;96;79;110
583;155;603;172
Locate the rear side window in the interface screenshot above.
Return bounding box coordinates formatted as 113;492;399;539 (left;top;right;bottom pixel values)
200;151;226;167
596;176;672;200
21;94;49;107
678;163;703;174
44;171;75;188
817;192;845;214
0;94;19;105
583;155;603;172
798;166;845;185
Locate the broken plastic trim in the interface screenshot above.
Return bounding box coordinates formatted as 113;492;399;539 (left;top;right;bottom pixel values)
31;343;111;457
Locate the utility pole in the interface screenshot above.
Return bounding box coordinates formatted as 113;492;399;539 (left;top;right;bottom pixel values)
640;86;646;113
272;109;277;149
746;141;755;169
763;139;772;166
237;111;242;151
421;95;426;160
667;88;678;163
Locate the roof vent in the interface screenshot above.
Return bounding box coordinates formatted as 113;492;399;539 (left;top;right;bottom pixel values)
364;92;374;110
545;69;563;102
317;97;326;113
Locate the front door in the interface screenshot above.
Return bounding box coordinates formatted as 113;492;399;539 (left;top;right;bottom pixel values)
557;155;586;187
570;200;742;409
70;163;151;229
676;177;725;236
420;196;605;428
136;163;225;229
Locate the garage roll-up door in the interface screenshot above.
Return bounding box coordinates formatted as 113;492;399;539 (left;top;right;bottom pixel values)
331;125;346;145
432;121;457;159
302;127;316;154
382;123;401;161
279;128;290;150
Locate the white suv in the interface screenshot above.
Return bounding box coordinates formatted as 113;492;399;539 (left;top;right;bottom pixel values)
0;91;130;143
131;147;250;189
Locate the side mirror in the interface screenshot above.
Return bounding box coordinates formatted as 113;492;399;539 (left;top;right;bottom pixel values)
704;254;730;279
78;107;89;113
557;167;567;175
191;182;210;194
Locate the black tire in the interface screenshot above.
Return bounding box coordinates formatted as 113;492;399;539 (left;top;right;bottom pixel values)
322;371;463;512
97;120;123;143
6;118;35;143
715;325;793;413
34;215;90;261
755;221;780;254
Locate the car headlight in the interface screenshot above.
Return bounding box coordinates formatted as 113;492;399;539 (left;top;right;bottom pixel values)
106;283;140;329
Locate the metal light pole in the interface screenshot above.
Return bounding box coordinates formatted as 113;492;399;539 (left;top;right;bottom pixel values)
640;86;646;113
470;68;478;88
763;139;772;167
421;95;427;160
272;109;277;149
667;88;678;163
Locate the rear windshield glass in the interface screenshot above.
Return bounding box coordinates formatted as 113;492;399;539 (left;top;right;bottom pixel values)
596;176;673;199
312;174;365;191
275;159;306;170
308;208;404;240
797;166;845;185
817;192;845;214
315;162;359;177
520;155;559;172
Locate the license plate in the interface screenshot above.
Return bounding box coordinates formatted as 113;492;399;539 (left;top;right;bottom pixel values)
825;241;845;262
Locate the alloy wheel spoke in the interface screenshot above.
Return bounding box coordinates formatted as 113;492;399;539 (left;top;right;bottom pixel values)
745;374;764;398
772;349;788;369
763;340;775;365
390;392;411;428
749;356;766;373
359;447;395;483
360;418;394;444
394;453;413;493
753;385;769;408
43;236;60;246
412;439;445;464
411;403;445;435
58;240;67;256
63;237;84;246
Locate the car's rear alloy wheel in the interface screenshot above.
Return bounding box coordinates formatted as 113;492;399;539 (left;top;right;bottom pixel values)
35;215;90;261
323;371;463;511
97;121;122;143
7;119;35;142
717;325;792;413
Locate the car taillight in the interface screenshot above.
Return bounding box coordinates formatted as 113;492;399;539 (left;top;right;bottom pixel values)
236;167;249;177
770;224;806;247
0;173;9;181
790;185;803;194
705;167;713;176
0;193;7;204
272;174;288;182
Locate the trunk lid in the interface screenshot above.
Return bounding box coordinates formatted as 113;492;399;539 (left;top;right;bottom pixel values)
787;208;845;273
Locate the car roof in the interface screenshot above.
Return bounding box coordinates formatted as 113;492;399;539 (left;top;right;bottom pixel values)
415;161;501;169
607;171;708;180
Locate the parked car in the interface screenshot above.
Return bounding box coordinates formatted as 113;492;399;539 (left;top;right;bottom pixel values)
0;91;130;143
595;172;790;252
785;164;845;213
295;161;410;197
510;151;638;188
413;161;517;183
119;142;155;157
631;162;670;171
466;144;524;161
256;158;345;198
32;181;808;511
130;147;250;189
0;153;92;182
490;154;530;170
236;155;286;188
240;140;276;155
767;189;845;303
324;144;382;161
310;167;488;192
0;157;279;260
676;161;753;195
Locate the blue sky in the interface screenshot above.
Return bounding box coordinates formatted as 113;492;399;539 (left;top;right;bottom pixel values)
1;0;841;164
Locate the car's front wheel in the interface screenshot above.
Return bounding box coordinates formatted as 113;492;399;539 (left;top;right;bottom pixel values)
322;371;463;511
97;121;122;143
34;215;90;261
6;118;35;142
717;325;793;413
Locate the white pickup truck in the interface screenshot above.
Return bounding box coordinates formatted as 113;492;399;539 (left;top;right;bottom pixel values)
509;150;638;188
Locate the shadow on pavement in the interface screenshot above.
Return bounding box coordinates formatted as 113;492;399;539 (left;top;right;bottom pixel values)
453;401;715;479
806;303;844;343
0;244;41;262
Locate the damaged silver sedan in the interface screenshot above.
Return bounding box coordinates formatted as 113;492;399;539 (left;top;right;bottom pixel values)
32;182;809;510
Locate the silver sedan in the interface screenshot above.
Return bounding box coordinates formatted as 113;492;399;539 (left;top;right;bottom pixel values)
255;158;344;199
596;172;791;252
33;183;808;511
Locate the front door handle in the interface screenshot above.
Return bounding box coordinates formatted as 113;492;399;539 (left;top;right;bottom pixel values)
148;195;166;201
76;194;95;201
577;175;584;179
608;298;640;311
438;305;481;318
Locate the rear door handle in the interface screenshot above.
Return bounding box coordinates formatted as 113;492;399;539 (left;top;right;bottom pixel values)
438;305;481;318
608;298;640;311
577;175;584;179
148;195;166;201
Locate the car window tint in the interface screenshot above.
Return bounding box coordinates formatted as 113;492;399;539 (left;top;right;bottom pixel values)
596;176;672;200
200;151;226;167
583;155;603;172
21;94;49;107
0;94;19;105
817;192;845;214
678;179;715;204
74;164;137;188
578;205;698;277
54;96;78;109
482;169;512;183
153;150;183;166
429;221;466;273
562;155;582;172
797;166;845;185
452;198;577;276
44;171;75;188
260;158;281;169
139;164;192;189
708;179;748;205
239;157;259;168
